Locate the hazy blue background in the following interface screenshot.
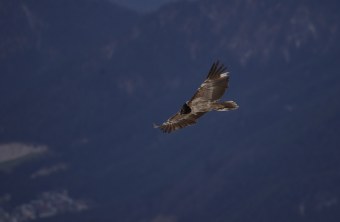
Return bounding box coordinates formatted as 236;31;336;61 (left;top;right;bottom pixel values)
109;0;182;12
1;0;340;221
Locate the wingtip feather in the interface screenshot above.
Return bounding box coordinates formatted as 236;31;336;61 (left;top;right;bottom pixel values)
207;60;228;79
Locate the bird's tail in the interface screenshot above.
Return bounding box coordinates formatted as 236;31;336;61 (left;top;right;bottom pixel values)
214;101;239;111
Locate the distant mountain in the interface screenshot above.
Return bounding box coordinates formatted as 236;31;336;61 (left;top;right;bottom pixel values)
0;0;340;222
114;0;339;67
108;0;181;12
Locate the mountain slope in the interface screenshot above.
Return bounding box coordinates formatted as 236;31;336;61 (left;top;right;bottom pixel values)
0;0;340;222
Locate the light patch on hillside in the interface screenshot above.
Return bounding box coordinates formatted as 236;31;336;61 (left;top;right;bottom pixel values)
151;215;177;222
0;143;48;163
0;190;89;222
0;143;48;172
31;163;68;179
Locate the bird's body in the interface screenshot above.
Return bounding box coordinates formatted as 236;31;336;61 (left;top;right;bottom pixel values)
154;61;238;133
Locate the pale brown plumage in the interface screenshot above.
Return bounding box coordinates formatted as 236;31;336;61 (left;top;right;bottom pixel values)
154;61;238;133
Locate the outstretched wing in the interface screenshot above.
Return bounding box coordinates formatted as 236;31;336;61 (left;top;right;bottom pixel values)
189;61;229;105
155;61;232;133
154;112;205;133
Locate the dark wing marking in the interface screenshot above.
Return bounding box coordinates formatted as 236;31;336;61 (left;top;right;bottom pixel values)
155;112;205;133
189;61;229;104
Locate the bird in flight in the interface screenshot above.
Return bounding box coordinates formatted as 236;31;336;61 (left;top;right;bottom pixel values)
154;61;238;133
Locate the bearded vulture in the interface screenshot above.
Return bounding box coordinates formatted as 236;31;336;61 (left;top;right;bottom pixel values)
154;61;238;133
